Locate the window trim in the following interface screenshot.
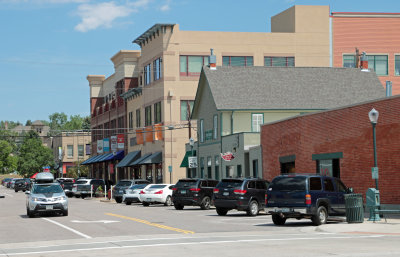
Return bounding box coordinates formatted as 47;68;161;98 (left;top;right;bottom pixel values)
213;114;218;139
222;56;254;67
395;54;400;76
180;55;209;76
251;113;264;132
264;56;295;67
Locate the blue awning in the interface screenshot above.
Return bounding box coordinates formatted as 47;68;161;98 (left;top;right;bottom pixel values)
81;155;96;165
86;154;103;164
130;153;152;166
104;150;124;161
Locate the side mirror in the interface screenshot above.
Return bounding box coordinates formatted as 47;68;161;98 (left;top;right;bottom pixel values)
25;191;30;195
347;187;354;193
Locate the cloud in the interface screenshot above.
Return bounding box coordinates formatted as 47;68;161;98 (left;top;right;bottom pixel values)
160;0;170;11
74;2;133;32
1;0;89;3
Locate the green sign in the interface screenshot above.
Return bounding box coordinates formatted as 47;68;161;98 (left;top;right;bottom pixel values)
371;167;379;179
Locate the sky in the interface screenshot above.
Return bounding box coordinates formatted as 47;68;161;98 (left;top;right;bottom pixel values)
0;0;398;124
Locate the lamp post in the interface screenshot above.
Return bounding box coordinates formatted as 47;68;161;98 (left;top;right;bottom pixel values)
168;125;174;184
368;108;379;190
189;137;194;178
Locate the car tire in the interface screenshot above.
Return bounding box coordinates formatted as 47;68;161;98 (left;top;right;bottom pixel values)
27;208;34;218
272;214;287;225
115;198;122;203
15;189;18;193
174;204;184;210
125;201;132;205
164;196;172;206
81;195;86;199
216;208;228;216
63;210;68;216
142;202;150;207
312;206;328;226
200;196;211;210
246;200;259;216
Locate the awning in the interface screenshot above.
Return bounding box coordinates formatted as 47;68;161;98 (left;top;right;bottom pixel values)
180;150;196;167
97;153;113;162
130;153;152;166
102;150;124;162
85;154;103;164
81;155;97;165
116;151;141;168
139;151;162;165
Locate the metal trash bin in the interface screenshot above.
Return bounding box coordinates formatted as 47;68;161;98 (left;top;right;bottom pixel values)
344;193;364;223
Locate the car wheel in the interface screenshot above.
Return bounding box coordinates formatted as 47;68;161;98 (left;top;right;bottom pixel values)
216;208;228;216
246;200;259;216
200;196;211;210
272;214;287;225
142;202;150;207
81;195;86;199
27;208;34;218
115;198;122;203
174;204;184;210
125;201;132;205
312;206;328;226
15;189;18;193
164;196;172;206
63;210;68;216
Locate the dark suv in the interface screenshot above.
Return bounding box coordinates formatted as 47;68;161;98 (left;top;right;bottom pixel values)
113;179;150;203
266;174;352;226
14;178;31;192
172;179;219;210
213;178;269;216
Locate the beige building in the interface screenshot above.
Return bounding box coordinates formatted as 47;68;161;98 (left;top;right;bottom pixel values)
88;5;331;184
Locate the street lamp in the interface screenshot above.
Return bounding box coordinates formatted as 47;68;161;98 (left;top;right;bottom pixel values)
368;108;379;190
189;137;194;178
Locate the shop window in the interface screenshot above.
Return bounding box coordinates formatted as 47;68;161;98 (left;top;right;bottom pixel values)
214;155;219;180
226;166;234;178
252;159;258;177
222;56;253;66
265;56;295;67
207;157;212;178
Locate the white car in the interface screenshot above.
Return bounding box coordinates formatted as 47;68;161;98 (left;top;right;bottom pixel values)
122;184;149;205
139;184;174;206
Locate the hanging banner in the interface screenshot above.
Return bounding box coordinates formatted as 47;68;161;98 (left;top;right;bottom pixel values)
97;140;103;153
109;164;114;174
136;129;144;144
103;138;110;152
154;124;163;141
145;126;154;143
111;136;117;153
117;134;124;149
221;152;235;161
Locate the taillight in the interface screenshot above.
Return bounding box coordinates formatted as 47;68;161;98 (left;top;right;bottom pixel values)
233;189;247;195
140;190;145;194
155;190;163;194
213;188;219;193
305;194;311;205
265;194;268;205
190;188;201;192
172;188;177;191
61;184;64;189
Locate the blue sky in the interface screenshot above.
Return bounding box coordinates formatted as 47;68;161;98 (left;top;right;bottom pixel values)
0;0;398;124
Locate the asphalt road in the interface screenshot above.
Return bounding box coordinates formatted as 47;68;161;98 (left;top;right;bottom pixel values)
1;186;400;257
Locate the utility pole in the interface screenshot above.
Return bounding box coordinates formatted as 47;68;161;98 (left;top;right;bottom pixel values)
355;48;360;68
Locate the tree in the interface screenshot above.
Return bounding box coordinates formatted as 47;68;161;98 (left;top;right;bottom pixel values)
48;112;68;135
82;116;91;130
25;120;32;126
0;140;18;174
17;134;54;178
64;115;85;131
66;160;89;178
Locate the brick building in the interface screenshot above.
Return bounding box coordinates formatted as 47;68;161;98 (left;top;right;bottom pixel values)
261;95;400;204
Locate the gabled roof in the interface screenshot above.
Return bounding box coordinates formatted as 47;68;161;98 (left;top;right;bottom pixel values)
200;66;385;111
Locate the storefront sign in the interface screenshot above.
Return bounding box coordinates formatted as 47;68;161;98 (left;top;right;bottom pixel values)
111;136;117;153
221;152;235;161
117;134;124;149
97;140;103;153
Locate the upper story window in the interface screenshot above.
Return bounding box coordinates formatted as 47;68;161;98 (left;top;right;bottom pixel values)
145;106;152;126
396;55;400;76
144;63;151;85
213;115;218;139
200;119;204;143
252;113;264;132
153;57;162;81
342;54;388;75
67;145;73;158
128;111;133;130
264;56;295;67
343;55;356;68
78;145;84;157
154;102;162;124
222;56;253;67
180;100;194;120
136;109;141;128
180;56;209;76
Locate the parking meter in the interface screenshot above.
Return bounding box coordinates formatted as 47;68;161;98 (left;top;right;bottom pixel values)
366;188;380;221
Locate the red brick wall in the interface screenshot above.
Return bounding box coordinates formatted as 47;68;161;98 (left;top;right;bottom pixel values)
261;96;400;204
332;15;400;95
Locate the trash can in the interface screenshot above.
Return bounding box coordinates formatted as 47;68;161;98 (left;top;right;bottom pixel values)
344;193;364;223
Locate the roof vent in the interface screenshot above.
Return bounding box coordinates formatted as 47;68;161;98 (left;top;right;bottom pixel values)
209;48;216;70
386;81;392;97
360;52;369;72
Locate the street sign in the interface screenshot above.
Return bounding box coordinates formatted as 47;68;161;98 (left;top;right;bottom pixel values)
371;167;379;179
188;157;197;168
168;165;172;173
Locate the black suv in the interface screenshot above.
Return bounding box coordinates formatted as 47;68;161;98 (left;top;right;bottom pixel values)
113;179;150;203
213;178;269;216
172;179;219;210
266;174;352;226
14;178;31;192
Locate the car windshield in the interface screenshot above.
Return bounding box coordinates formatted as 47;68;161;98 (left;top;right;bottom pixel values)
32;184;63;194
175;180;197;188
75;180;89;184
269;177;306;191
216;179;243;189
116;181;132;187
129;184;147;190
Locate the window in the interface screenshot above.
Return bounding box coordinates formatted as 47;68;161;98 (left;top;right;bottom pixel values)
368;55;388;75
145;106;152;126
200;157;204;178
309;177;322;191
252;113;263;132
316;159;340;178
215;156;219;181
207;157;212;178
78;145;84;157
136;109;141;128
144;63;151;85
180;100;194;120
200;119;204;142
154;102;161;124
252;160;258;177
264;56;295;67
396;55;400;76
237;165;242;177
248;181;256;189
128;112;133;130
213;115;218;139
324;178;335;192
180;56;209;76
67;145;73;158
153;57;162;81
343;55;356;68
334;178;347;193
222;56;253;66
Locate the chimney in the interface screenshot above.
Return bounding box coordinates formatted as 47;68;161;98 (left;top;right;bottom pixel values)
360;52;369;72
386;81;392;97
209;48;216;70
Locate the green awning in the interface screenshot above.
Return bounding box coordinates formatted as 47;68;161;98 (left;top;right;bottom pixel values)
139;152;162;165
180;150;196;168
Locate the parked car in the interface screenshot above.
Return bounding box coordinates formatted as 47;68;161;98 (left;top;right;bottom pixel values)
265;174;353;226
2;178;12;187
122;184;149;205
58;178;75;197
14;178;31;192
139;184;174;206
71;178;105;199
9;178;19;189
172;179;219;210
213;178;269;216
113;179;150;203
26;172;68;218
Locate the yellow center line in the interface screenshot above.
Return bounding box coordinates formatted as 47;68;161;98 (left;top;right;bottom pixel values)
105;213;195;234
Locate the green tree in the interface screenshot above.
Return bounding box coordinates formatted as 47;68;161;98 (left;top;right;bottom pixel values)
0;120;21;129
17;133;54;178
25;120;32;126
64;115;85;131
0;140;18;174
82;116;91;130
48;112;68;135
66;160;89;178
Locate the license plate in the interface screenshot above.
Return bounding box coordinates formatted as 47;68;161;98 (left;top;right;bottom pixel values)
46;205;53;210
147;198;152;201
180;190;186;194
119;190;123;193
276;208;290;212
223;192;229;196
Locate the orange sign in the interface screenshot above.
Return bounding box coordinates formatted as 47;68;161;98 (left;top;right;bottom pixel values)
145;126;154;142
136;129;144;144
154;124;163;141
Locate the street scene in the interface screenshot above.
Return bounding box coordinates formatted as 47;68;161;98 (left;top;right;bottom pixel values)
1;0;400;256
